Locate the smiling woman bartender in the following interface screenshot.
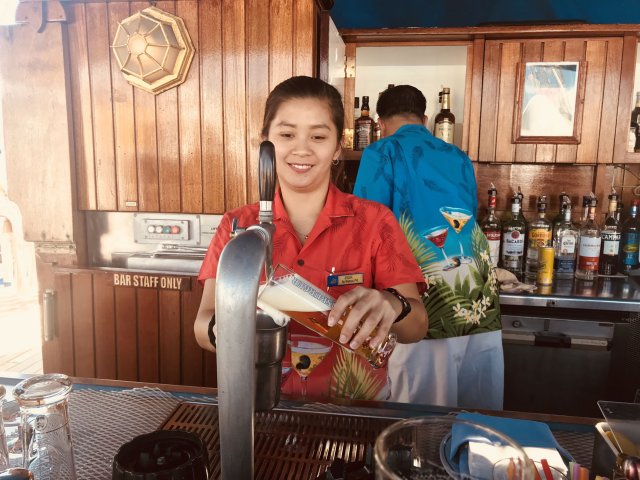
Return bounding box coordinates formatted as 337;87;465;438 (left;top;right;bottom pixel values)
194;76;427;401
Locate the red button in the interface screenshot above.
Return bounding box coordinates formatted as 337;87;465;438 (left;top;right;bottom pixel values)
171;226;181;234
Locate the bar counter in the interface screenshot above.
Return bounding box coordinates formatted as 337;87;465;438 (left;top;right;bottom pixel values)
500;274;640;312
1;376;603;480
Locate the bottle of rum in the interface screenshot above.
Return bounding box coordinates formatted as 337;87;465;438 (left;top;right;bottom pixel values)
501;195;527;278
598;192;621;276
354;96;374;151
525;195;552;280
632;92;640;152
434;87;455;144
619;200;640;275
553;204;579;279
480;183;502;267
575;198;601;280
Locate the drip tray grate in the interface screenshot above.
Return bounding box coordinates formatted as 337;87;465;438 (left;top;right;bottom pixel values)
160;401;595;480
161;401;394;480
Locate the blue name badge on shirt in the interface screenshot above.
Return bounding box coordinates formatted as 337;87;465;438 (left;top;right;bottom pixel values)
327;272;364;287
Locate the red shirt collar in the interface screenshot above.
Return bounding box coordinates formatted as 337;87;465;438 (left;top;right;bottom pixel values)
273;183;355;222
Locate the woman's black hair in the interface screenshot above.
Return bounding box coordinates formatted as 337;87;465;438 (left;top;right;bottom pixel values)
261;76;344;141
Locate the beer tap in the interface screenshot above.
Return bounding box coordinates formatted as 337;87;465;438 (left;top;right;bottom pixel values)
215;141;277;480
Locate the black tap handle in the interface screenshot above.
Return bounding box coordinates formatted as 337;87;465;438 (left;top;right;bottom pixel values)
259;141;276;203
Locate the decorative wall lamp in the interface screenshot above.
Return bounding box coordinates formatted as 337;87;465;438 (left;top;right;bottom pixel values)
111;6;195;95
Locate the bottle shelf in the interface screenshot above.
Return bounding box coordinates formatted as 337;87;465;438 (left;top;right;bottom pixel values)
341;149;363;161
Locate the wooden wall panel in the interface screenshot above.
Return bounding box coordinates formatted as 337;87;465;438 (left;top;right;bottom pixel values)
222;0;248;210
159;290;182;385
42;273;75;375
60;0;318;213
86;2;117;211
555;40;586;164
514;41;542;163
93;273;117;378
71;273;96;377
478;41;500;162
68;3;96;211
181;279;204;385
596;39;623;165
575;41;606;164
467;38;485;160
494;42;519;163
178;1;203;213
137;288;160;382
155;1;181;213
534;40;564;164
246;0;270;205
200;0;225;213
478;36;624;166
613;36;638;164
115;287;137;380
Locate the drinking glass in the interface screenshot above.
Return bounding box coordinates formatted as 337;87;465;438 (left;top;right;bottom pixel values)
290;334;333;399
13;374;76;480
0;386;9;471
440;206;474;264
258;264;396;369
375;416;536;480
423;225;460;271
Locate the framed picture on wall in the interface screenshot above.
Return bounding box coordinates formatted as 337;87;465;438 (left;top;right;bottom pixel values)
513;61;586;144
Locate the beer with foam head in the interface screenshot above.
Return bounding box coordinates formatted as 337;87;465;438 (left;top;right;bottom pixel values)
258;267;396;368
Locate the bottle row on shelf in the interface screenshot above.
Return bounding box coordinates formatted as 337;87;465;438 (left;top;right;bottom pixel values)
479;185;640;282
347;86;456;150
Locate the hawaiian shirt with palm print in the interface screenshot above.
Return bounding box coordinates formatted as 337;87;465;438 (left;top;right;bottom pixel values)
199;184;425;401
354;124;501;339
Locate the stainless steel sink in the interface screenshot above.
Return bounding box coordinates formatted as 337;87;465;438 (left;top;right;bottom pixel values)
120;252;204;274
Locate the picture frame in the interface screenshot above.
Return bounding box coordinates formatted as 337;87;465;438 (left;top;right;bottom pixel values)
513;61;586;144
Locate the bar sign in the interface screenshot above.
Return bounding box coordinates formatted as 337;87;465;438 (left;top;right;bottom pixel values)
111;273;191;291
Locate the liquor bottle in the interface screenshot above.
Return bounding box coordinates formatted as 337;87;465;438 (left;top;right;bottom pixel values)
353;96;360;125
373;91;383;142
354;96;374;151
551;191;570;233
525;195;552;280
598;192;621;276
501;195;527;278
616;200;624;223
553;205;579;279
479;183;502;267
434;87;455;144
632;92;640;152
575;198;601;280
619;200;640;275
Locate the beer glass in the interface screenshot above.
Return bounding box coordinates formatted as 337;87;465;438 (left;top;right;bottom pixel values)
14;374;76;480
258;264;396;369
0;386;9;471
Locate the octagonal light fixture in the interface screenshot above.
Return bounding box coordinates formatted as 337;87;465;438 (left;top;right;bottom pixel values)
111;6;195;95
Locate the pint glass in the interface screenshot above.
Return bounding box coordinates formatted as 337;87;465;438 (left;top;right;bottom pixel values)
258;264;396;368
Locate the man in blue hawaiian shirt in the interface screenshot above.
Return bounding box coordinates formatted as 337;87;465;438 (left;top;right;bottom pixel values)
353;85;503;410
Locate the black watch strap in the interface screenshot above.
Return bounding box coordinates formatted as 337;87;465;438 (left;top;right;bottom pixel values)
384;288;411;324
207;314;216;348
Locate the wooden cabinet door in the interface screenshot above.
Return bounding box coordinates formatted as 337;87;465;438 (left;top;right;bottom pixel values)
477;37;624;164
42;270;216;387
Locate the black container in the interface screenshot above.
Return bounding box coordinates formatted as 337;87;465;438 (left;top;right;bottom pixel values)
112;430;208;480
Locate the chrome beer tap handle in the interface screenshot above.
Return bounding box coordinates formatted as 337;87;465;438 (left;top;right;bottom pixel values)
249;140;276;279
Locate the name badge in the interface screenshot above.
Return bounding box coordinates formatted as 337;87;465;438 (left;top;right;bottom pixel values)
327;273;364;287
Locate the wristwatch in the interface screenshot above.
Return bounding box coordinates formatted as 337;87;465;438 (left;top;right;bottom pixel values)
384;288;411;324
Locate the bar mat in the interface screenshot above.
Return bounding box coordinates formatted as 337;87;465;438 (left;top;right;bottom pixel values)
69;387;186;479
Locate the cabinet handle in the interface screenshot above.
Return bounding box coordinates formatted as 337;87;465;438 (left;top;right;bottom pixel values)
43;289;56;341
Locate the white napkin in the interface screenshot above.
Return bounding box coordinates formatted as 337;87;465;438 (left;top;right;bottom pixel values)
468;442;568;478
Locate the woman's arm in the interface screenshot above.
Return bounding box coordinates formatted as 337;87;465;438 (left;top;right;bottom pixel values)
194;278;217;353
328;282;427;351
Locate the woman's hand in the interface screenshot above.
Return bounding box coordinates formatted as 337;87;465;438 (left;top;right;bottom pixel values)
327;283;427;349
327;286;400;351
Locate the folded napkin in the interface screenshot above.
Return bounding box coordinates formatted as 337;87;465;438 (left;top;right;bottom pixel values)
495;268;537;293
448;412;573;478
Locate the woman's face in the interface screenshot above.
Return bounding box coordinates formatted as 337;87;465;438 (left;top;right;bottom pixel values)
267;97;341;194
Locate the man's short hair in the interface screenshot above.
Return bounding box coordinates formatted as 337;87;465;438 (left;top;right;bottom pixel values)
376;85;426;121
